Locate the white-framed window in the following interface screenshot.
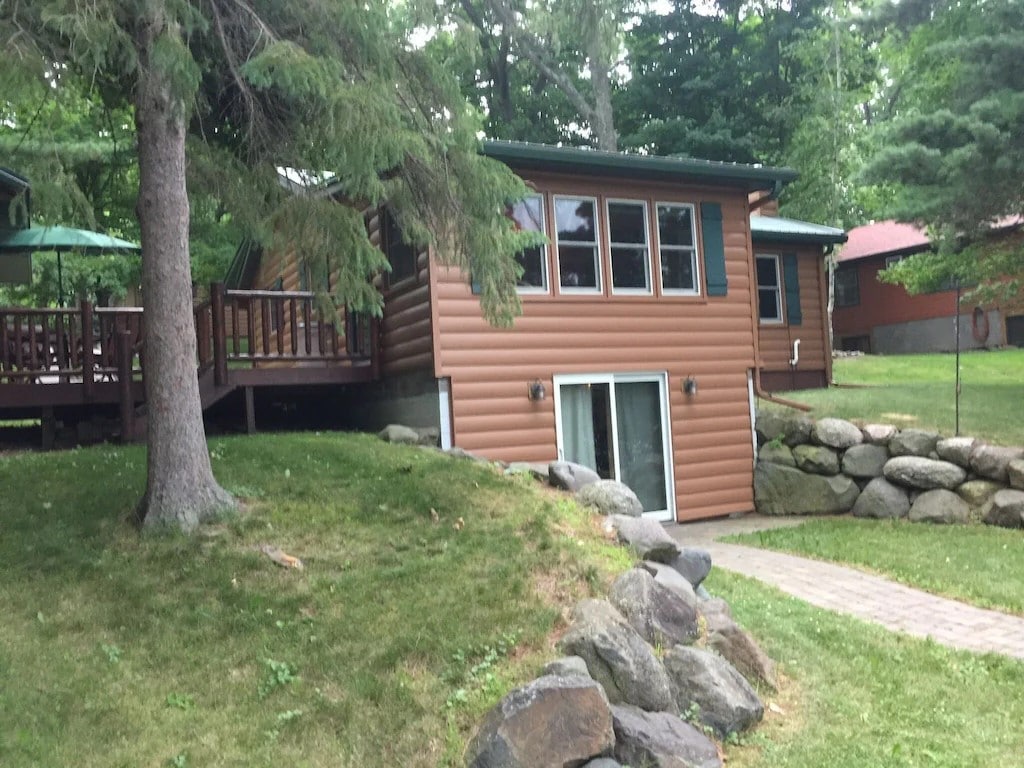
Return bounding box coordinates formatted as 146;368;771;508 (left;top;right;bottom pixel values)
554;195;602;292
509;194;548;293
756;254;783;324
656;202;699;295
607;199;652;294
553;372;674;521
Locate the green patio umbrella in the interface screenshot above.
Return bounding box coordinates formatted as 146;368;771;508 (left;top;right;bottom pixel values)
0;225;141;305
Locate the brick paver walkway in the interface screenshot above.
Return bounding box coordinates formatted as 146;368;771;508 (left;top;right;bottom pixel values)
670;515;1024;661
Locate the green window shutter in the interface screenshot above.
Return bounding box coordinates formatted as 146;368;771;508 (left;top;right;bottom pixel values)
782;253;802;325
700;202;727;296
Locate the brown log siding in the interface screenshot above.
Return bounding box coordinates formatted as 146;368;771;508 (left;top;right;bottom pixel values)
372;207;435;376
755;244;831;390
430;174;760;521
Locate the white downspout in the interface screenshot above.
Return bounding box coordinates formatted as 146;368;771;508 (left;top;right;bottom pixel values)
789;338;801;367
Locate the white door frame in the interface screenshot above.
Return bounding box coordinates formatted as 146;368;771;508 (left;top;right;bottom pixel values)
553;372;675;521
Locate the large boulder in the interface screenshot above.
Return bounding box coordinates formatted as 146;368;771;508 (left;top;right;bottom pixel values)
582;760;623;768
560;600;674;712
936;437;977;468
1009;459;1024;490
641;562;702;613
842;444;890;479
754;463;859;515
883;456;966;490
668;548;713;590
608;515;680;562
889;429;941;458
812;417;864;449
956;479;1003;515
851;477;910;519
704;611;777;691
792;444;840;476
543;656;592;679
755;411;812;447
609;569;700;648
908;489;970;525
758;442;796;467
577;480;644;517
663;646;763;737
550;461;602;492
970;445;1024;483
467;675;615;768
983;489;1024;529
611;705;722;768
861;423;897;445
377;423;421;444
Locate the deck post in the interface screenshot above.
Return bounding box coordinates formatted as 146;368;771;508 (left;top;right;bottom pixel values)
81;300;95;400
211;282;228;386
243;385;256;434
117;330;134;443
41;407;56;450
370;316;381;380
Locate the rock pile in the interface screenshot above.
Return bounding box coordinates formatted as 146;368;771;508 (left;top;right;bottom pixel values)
467;507;774;768
755;413;1024;527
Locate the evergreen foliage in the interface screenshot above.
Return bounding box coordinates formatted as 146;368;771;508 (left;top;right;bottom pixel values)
1;0;535;324
862;0;1024;301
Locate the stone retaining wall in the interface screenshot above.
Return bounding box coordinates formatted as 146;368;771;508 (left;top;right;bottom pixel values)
754;412;1024;527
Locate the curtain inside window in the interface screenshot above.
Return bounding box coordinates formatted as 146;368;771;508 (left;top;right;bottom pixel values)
614;381;668;512
560;384;597;471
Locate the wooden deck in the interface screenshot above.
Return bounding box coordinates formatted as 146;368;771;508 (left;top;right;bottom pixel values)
0;283;379;443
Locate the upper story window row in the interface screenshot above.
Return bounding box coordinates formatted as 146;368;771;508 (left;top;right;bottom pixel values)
510;192;712;298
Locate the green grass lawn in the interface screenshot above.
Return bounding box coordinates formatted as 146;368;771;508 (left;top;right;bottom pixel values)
770;348;1024;445
728;517;1024;615
713;571;1024;768
4;434;1024;767
0;433;627;767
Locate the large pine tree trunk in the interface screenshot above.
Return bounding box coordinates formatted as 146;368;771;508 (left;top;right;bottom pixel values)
134;18;235;531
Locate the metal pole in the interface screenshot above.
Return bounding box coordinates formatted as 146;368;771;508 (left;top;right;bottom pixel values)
954;281;961;436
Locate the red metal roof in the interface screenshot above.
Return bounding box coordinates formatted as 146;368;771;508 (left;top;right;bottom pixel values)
839;217;1023;263
837;220;929;263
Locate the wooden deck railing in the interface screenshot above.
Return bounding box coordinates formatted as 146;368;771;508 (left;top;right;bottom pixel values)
196;283;379;386
2;283;379;402
0;303;144;389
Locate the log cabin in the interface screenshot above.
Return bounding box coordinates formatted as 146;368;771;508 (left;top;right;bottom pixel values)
233;141;849;522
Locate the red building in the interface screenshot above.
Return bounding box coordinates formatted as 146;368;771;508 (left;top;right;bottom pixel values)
832;220;1024;353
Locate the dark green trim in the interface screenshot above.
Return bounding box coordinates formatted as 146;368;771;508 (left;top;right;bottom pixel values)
701;202;727;296
0;168;30;194
750;215;847;245
752;231;848;245
782;253;802;326
483;141;797;192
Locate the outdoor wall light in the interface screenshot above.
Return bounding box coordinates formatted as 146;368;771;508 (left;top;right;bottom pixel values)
683;376;698;396
528;379;547;401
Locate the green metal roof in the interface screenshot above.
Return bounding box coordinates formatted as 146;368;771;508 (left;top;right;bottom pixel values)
482;140;798;191
224;239;263;289
750;215;847;245
0;168;30;195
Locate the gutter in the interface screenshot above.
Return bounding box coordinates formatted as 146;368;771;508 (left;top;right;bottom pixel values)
752;365;813;412
748;179;785;213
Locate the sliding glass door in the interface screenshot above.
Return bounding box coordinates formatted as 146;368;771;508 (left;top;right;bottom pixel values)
555;373;673;520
